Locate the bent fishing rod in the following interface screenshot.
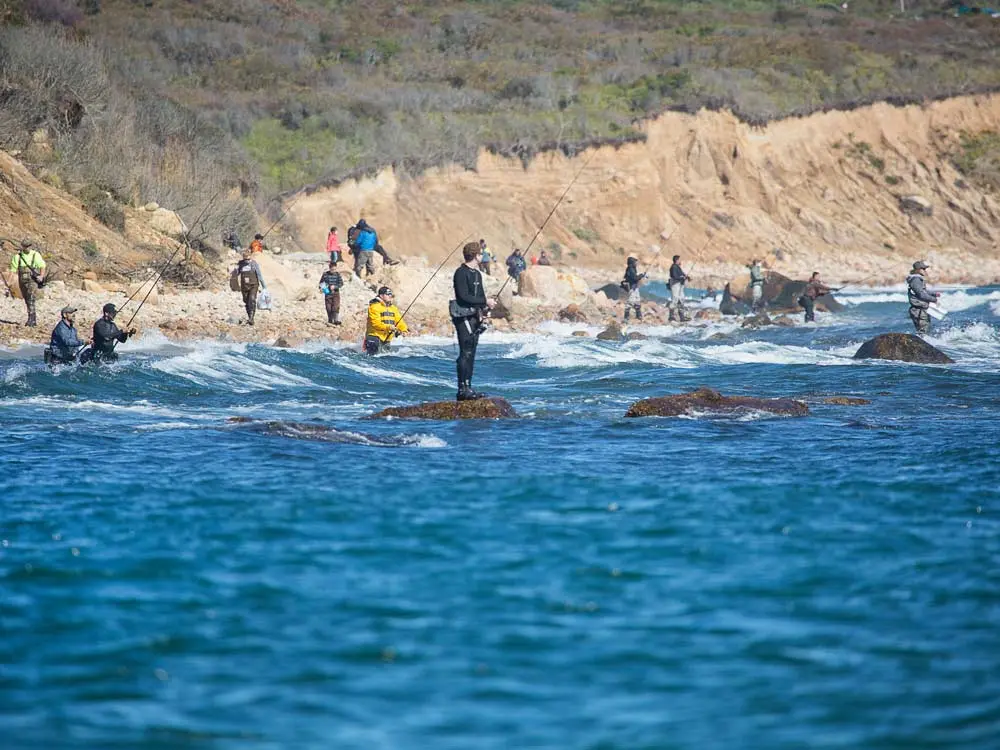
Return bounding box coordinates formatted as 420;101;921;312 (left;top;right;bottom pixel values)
117;190;222;318
123;189;223;330
493;151;597;301
394;233;474;331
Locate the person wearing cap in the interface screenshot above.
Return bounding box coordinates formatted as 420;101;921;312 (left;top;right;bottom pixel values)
87;303;135;364
236;247;266;325
668;254;691;322
352;218;378;278
8;238;46;327
364;286;408;355
319;260;344;325
622;256;647;322
46;305;89;364
451;241;493;400
748;258;765;311
907;260;940;333
798;271;832;323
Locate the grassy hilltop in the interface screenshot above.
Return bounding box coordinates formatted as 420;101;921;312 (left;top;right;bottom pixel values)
2;0;1000;236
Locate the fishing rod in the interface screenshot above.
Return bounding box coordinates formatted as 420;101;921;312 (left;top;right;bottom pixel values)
123;189;223;330
394;233;474;331
260;191;308;242
494;151;596;300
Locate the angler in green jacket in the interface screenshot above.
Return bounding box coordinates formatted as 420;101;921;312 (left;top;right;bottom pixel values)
8;238;46;327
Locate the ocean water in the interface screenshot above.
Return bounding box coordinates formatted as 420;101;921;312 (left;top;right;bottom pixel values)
2;287;1000;749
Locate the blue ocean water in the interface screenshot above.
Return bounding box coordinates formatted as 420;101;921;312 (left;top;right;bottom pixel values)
2;287;1000;749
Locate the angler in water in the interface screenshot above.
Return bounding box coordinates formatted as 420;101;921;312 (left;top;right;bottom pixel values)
798;272;832;323
622;257;646;322
45;305;89;365
8;238;46;327
451;242;493;401
668;255;691;322
236;247;266;325
906;260;940;334
364;286;407;355
81;303;135;364
748;258;765;311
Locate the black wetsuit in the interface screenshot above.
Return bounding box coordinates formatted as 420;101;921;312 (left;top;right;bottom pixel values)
452;264;488;392
88;318;129;363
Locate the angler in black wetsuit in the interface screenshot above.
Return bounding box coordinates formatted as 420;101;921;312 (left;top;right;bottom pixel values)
83;303;135;364
451;242;493;401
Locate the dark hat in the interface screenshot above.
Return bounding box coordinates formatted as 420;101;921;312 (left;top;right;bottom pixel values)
103;303;118;315
254;233;263;240
627;256;637;263
20;238;33;248
61;305;78;315
357;219;368;229
377;286;393;296
913;260;930;270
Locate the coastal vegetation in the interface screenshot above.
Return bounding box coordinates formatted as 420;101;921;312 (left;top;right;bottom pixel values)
2;0;1000;236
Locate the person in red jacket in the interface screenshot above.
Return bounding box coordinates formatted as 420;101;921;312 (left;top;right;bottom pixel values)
326;226;342;265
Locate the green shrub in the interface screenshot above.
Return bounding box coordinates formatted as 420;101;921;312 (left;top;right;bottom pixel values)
952;131;1000;193
572;227;599;243
885;175;900;185
78;185;125;232
77;239;99;258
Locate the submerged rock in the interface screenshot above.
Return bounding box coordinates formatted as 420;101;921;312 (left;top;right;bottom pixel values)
369;397;518;420
824;396;872;405
741;313;773;329
558;303;587;323
625;387;808;418
596;320;623;341
227;417;433;446
853;333;954;364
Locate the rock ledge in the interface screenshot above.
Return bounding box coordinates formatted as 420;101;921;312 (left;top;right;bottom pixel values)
369;397;518;420
625;387;808;418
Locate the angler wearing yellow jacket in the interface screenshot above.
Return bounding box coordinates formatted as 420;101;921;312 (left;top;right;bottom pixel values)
364;286;408;355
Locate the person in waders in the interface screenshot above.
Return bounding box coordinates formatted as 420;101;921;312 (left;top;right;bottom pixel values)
236;248;266;325
906;260;940;334
748;259;765;311
622;256;646;322
82;303;135;364
451;242;493;401
479;239;492;276
364;286;407;355
46;305;88;365
319;260;343;325
9;238;46;327
798;272;832;323
668;254;691;322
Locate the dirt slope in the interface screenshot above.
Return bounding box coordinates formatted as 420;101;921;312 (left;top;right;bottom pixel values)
289;94;1000;287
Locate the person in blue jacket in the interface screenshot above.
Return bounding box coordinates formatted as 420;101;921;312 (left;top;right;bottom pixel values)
45;305;89;364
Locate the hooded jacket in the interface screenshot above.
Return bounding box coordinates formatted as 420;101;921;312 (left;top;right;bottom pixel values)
366;298;408;342
907;273;936;309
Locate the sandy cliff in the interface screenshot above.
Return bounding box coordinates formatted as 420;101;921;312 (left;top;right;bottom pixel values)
290;94;1000;287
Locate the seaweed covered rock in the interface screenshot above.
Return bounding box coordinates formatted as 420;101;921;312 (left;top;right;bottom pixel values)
625;387;808;418
824;397;872;405
369;397;518;420
741;313;773;329
853;333;954;364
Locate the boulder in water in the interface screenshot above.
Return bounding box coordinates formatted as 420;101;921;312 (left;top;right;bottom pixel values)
596;282;622;301
824;396;871;405
625;387;809;418
571;330;589;337
626;331;648;341
369;397;518;420
853;333;954;364
741;313;773;329
596;320;623;341
742;271;844;312
558;303;587;323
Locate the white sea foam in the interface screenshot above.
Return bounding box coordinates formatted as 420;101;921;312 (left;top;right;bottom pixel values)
838;288;1000;312
991;300;1000;317
327;352;451;386
152;340;319;392
0;395;198;419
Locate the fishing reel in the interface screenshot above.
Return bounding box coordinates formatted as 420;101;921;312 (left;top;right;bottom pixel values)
475;309;490;335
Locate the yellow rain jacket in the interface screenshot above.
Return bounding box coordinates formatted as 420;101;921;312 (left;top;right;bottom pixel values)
365;298;408;343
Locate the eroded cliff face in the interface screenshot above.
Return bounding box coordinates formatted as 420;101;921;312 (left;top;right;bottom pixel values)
289;94;1000;286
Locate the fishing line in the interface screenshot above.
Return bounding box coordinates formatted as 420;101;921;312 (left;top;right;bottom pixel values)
123;189;223;330
493;151;597;301
396;233;474;328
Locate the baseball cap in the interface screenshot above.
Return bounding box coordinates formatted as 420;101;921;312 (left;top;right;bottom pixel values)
103;303;118;315
378;286;393;296
913;260;930;270
61;306;78;315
